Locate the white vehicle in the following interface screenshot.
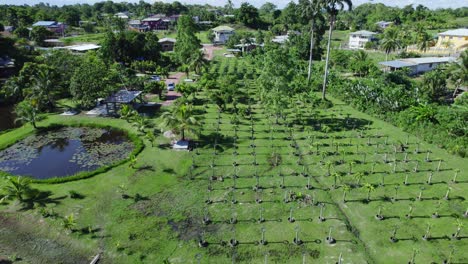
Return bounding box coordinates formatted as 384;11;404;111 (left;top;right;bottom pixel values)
167;82;175;91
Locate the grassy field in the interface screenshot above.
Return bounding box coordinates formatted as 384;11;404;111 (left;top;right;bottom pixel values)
0;55;467;263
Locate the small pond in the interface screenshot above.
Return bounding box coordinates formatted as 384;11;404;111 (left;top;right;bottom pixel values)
0;127;134;179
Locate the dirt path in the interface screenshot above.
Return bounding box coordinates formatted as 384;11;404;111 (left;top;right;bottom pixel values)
161;72;184;106
202;44;222;61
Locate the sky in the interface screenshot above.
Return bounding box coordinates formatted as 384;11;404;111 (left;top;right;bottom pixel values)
2;0;466;9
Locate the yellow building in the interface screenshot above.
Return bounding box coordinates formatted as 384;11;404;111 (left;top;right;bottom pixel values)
436;28;468;51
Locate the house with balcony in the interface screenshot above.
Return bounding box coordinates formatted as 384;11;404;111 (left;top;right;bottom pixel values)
142;17;170;31
349;30;377;49
212;25;235;44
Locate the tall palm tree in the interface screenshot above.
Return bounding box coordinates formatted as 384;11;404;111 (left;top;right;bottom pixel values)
33;67;56;109
417;31;434;53
188;50;209;75
322;0;352;100
301;0;324;83
448;50;468;95
160;103;200;141
380;27;402;61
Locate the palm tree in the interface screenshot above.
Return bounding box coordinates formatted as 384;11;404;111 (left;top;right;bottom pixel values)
417;31;434;53
2;176;32;202
145;131;156;147
160;103;200;141
188;50;209;75
380;27;402;61
33;67;56;109
342;184;351;202
322;0;352;100
301;0;324;83
14;100;41;129
62;214;77;232
363;182;375;202
448;50;468;95
354;172;364;186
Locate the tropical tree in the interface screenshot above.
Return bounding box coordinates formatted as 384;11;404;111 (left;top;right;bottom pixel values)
342;184;351;202
14;100;41;129
145;131;156;147
417;31;434;53
1;176;32;203
322;0;352;100
62;214;77;231
188;50;209;75
160;103;200;141
447;50;468;92
174;15;201;66
300;0;324;83
380;27;402;61
363;182;375;202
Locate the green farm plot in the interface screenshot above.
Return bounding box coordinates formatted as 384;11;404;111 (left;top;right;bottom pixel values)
0;56;466;264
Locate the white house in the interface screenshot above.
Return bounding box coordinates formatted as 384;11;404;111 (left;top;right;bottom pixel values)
349;30;377;49
379;57;456;75
212;25;235;44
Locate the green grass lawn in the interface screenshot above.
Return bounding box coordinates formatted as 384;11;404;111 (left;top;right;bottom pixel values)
0;56;467;263
60;33;106;45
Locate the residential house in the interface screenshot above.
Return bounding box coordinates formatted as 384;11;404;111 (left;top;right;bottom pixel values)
435;28;468;51
128;20;149;32
32;21;66;35
142;17;170;30
375;21;393;30
158;38;176;52
379;57;456;75
349;30;377;49
212;25;235;44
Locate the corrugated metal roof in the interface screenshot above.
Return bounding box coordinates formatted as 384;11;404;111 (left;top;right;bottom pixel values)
350;30;377;36
438;28;468;37
212;25;235;32
379;60;415;68
33;21;57;26
379;57;456;68
158;38;176;43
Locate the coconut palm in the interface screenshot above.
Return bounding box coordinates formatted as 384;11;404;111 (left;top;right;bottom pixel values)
380;27;402;61
448;50;468;93
301;0;325;83
354;172;364;186
322;0;352;100
363;182;375;202
1;176;32;202
342;184;351;202
188;50;209;75
160;103;200;141
62;214;77;231
417;31;435;53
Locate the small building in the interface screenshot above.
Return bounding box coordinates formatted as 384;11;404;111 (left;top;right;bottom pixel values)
103;90;144;115
379;57;456;75
435;28;468;51
32;21;66;35
349;30;377;49
158;38;176;52
212;25;235;44
375;21;393;30
272;35;289;45
142;17;170;31
128;20;149;32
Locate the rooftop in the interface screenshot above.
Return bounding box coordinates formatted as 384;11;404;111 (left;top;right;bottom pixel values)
438;28;468;37
63;44;101;52
105;90;142;104
158;38;176;43
212;25;235;32
33;21;57;27
379;57;456;68
350;30;377;36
